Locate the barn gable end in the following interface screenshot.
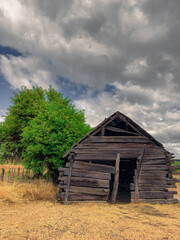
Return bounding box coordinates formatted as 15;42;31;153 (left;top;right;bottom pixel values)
57;112;179;204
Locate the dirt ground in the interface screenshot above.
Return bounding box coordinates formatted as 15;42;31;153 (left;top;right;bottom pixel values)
0;201;179;240
0;166;180;240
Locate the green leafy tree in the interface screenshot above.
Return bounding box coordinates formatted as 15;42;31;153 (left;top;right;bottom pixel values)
0;86;91;179
21;88;91;179
0;86;45;162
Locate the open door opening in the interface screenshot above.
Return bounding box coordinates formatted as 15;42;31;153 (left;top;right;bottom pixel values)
116;158;137;203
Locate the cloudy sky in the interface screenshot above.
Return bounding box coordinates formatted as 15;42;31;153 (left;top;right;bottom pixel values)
0;0;180;157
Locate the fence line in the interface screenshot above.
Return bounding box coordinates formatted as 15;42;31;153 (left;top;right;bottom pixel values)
0;167;33;181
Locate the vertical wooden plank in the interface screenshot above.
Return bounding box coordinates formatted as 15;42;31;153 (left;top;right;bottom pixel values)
110;153;120;204
22;168;24;180
1;168;5;181
63;160;74;204
134;145;146;203
13;168;16;181
8;168;11;181
134;169;139;203
137;144;146;177
25;169;28;180
101;127;105;136
17;167;20;180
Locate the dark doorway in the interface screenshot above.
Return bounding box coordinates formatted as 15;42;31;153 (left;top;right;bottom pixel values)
116;158;137;203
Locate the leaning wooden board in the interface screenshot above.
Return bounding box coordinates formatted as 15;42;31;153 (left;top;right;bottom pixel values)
57;161;115;203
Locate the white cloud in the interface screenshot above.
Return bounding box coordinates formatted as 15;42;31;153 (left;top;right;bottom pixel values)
0;0;180;157
0;109;5;122
74;82;180;158
0;55;58;89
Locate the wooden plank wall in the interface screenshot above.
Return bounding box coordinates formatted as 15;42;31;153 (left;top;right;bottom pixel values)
57;136;179;204
131;147;178;203
57;161;115;203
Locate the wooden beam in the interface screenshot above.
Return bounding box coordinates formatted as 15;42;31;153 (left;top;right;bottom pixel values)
66;161;115;174
91;114;119;136
137;144;146;178
119;115;142;135
63;160;74;204
105;126;139;135
101;127;105;136
84;136;151;143
134;169;139;203
59;176;110;188
59;167;111;180
110;153;120;204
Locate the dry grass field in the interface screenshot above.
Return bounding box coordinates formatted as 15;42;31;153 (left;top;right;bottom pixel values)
0;170;180;240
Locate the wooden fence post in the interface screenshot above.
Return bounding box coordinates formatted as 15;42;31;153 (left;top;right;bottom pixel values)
17;167;20;180
110;153;120;204
22;168;24;180
8;168;11;181
25;169;28;180
1;168;5;181
13;168;16;181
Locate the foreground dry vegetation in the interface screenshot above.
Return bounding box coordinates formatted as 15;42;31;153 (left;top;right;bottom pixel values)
0;178;180;240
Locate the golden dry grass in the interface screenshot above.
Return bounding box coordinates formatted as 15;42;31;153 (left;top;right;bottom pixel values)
0;164;23;170
0;201;180;240
0;171;179;240
0;179;58;203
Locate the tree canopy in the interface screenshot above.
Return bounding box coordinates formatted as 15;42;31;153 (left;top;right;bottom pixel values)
0;86;91;177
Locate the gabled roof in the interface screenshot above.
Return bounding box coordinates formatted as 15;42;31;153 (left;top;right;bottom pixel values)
64;111;163;158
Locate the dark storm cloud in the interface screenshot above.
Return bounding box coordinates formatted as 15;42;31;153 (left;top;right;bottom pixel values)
0;0;180;156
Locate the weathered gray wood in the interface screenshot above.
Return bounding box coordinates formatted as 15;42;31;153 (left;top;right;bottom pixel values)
138;177;174;184
170;165;180;170
17;167;20;180
66;161;115;174
59;176;110;188
110;153;120;204
91;113;119;136
63;160;74;204
1;168;5;181
69;186;109;195
140;160;166;165
131;191;172;199
140;165;168;170
101;127;105;136
173;178;180;182
8;168;11;181
68;193;108;201
171;171;180;175
22;168;24;180
137;144;146;177
13;168;16;181
73;149;141;154
131;198;179;204
170;159;180;162
84;136;151;143
60;168;111;180
139;171;168;177
130;184;168;191
134;169;138;203
105;126;139;135
75;143;157;149
74;153;140;160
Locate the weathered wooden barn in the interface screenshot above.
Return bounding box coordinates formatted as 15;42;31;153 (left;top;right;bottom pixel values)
57;111;179;204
